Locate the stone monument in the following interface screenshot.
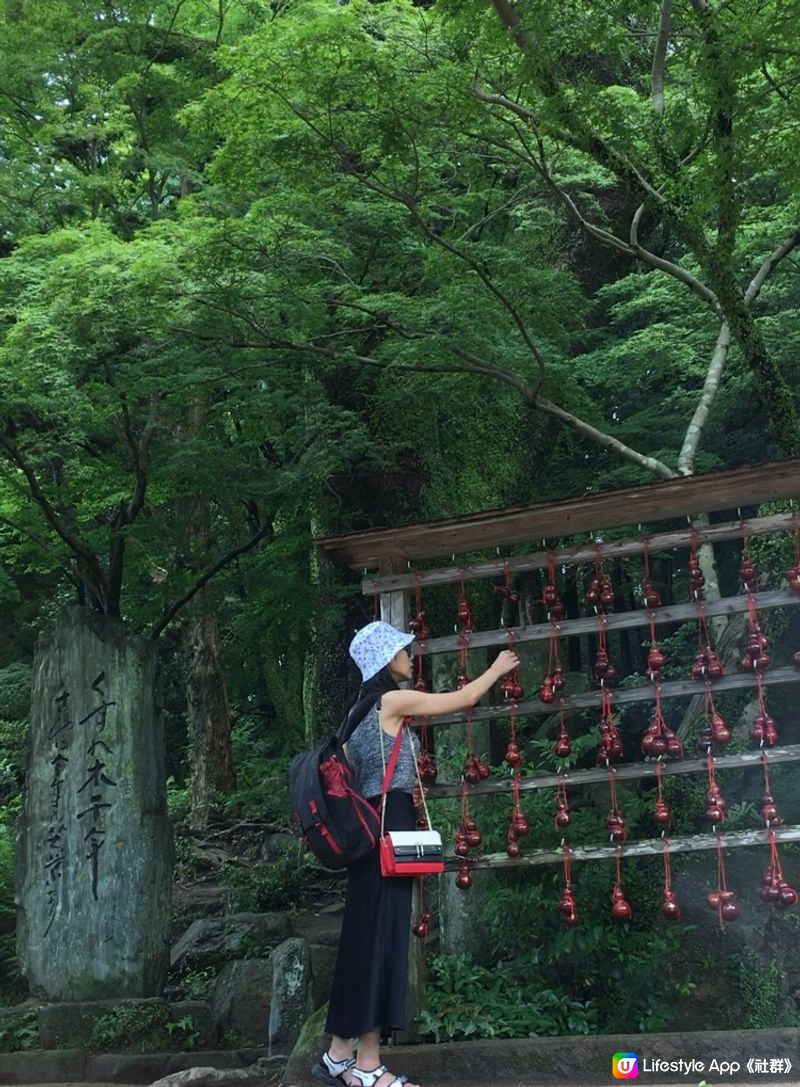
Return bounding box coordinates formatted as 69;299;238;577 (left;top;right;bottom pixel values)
15;606;173;999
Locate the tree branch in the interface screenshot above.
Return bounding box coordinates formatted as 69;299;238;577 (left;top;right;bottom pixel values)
150;521;273;638
677;320;731;475
532;395;677;480
651;0;673;116
0;514;83;591
488;120;721;313
173;326;676;481
745;225;800;303
0;434;110;604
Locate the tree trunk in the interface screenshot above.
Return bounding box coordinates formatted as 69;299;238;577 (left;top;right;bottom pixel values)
183;611;236;830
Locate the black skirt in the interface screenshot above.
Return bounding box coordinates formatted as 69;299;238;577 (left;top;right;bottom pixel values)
326;790;416;1038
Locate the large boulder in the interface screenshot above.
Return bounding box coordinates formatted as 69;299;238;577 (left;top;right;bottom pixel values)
38;997;215;1051
211;959;272;1046
15;606;173;1001
267;938;314;1058
171;914;291;972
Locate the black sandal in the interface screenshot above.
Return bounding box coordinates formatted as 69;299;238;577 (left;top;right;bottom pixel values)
311;1050;357;1086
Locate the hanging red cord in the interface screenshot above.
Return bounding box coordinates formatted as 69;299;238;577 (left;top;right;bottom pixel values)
704;752;726;826
707;834;739;922
506;769;526;857
539;619;563;703
501;630;524;702
585;544;614;611
788;513;800;592
606;766;627;842
740;521;757;592
505;705;522;768
554;774;570;830
410;570;431;644
417;716;437;785
512;771;528;836
688;523;706;602
597;686;623;764
494;561;520;615
742;581;769;673
760;752;782;827
554;701;571;758
654;759;671;826
412;876;432;939
456;569;474;633
611;845;632;921
750;672;779;746
456;630;471;690
593;613;618;686
761;830;798;908
704;751;727;825
661;837;681;919
643;682;684;758
543;551;565;621
559;843;578;925
689;602;724;681
642;540;661;608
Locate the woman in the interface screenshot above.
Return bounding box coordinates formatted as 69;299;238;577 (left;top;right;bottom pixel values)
313;620;520;1087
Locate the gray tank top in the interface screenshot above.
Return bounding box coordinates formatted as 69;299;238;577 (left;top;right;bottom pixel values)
346;704;420;799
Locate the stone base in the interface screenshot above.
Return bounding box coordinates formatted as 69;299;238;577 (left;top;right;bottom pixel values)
285;1027;800;1086
0;1047;265;1084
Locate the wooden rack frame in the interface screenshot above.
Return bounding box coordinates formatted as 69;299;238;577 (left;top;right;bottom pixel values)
427;743;800;799
316;461;800;870
444;825;800;872
417;588;800;656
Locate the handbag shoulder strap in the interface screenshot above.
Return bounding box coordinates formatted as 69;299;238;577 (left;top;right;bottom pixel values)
379;720;406;797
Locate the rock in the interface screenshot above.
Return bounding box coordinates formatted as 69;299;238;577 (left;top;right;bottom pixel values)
38;997;215;1051
16;606;173;1001
267;938;314;1058
309;945;337;1011
86;1048;266;1084
0;1047;85;1082
211;959;272;1046
171;914;292;971
149;1054;284;1087
259;832;295;861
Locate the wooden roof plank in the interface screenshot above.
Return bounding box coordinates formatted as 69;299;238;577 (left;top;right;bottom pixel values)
315;458;800;570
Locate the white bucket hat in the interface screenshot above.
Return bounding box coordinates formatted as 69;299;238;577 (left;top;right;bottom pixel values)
349;621;415;682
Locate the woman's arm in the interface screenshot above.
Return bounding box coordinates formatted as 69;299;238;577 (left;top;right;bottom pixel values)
379;649;520;735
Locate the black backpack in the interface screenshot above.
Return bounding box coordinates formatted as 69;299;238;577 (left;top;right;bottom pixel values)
289;693;388;869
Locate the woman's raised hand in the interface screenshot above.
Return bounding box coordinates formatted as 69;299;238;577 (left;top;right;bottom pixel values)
490;649;520;677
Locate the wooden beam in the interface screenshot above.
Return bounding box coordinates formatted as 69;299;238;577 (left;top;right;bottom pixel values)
315;459;800;570
442;825;800;870
361;511;795;594
425;743;800;799
428;665;800;725
415;588;800;656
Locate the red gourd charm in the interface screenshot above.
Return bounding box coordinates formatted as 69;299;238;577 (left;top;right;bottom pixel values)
559;845;578;926
554;777;570;830
455;861;472;890
611;848;632;922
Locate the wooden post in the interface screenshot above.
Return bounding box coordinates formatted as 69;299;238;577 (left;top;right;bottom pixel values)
378;559;427;1044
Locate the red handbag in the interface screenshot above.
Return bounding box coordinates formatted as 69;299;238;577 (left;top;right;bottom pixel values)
378;720;444;877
